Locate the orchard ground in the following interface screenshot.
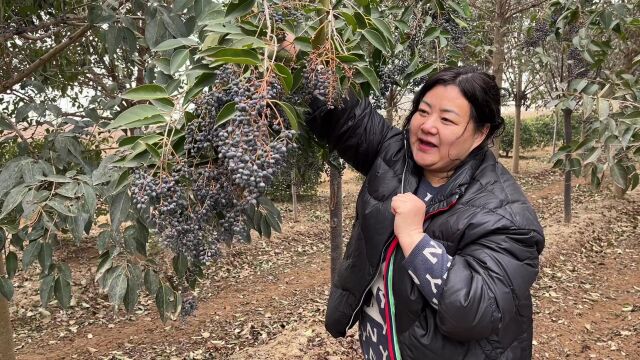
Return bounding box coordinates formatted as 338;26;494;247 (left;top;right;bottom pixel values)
10;147;640;360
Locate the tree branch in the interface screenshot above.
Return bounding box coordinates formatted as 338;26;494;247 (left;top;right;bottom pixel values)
0;113;31;151
0;14;84;42
0;23;92;94
507;0;549;19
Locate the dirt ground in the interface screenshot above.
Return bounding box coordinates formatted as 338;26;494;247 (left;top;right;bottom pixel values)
10;148;640;360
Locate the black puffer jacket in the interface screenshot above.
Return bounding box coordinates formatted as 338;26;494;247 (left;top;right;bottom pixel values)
307;95;545;359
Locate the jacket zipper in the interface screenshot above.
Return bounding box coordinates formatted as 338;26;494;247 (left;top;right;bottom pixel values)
344;237;394;333
344;195;460;334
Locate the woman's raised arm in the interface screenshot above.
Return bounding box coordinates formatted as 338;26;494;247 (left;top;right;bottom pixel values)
305;93;395;175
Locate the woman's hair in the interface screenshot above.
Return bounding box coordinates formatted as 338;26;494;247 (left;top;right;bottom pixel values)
402;66;504;146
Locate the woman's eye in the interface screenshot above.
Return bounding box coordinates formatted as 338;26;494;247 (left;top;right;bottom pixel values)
442;118;454;124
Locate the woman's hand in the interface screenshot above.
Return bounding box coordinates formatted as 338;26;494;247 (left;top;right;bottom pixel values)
391;193;426;256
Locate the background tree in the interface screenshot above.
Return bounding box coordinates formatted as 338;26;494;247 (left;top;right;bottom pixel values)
532;0;639;222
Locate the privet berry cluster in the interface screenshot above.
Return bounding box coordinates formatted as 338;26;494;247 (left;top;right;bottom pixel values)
435;15;467;52
131;65;300;266
371;59;410;110
302;61;342;109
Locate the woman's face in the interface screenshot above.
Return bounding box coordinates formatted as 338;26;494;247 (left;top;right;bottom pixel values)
409;85;488;182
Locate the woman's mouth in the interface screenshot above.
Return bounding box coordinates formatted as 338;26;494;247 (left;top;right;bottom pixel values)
417;139;438;151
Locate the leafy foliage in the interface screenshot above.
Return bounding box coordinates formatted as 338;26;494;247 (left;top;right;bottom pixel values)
529;1;640;194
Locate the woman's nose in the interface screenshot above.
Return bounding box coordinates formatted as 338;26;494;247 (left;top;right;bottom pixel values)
420;116;438;134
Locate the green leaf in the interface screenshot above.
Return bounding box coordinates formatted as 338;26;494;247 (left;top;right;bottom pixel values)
153;37;199;51
216;102;237;126
170;49;190;74
370;18;393;41
122;85;169;101
407;63;436;82
225;0;256;19
272;101;300;132
144;269;160;295
598;98;610;120
108;105;165;130
109;191;131;237
257;196;280;222
54;275;72;309
293;37;312;53
273;63;293;93
1;184;29;219
95;251;114;282
151;98;176;112
339;11;358;29
0;158;27;198
583;147;601;164
123;224;147;257
47;197;79;216
357;66;380;94
155;283;171;323
610;162;628;189
123;273;139;313
183;73;216;105
143;143;162;162
361;29;388;53
5;251;17;279
582;94;594;117
569;157;582;177
108;266;127;309
38;242;53;273
206;48;261;65
0;277;14;301
629;172;639;191
22;240;42;270
70;211;90;244
79;182;97;215
56;182;79;198
58;263;71;282
265;211;281;233
260;215;271;239
113;114;166;131
336;54;362;63
39;274;55;307
97;230;112;254
172;253;188;279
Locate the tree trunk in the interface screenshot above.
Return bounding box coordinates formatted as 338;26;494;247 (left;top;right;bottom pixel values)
563;108;573;223
512;69;523;174
329;165;343;283
0;254;16;360
552;110;559;155
291;168;298;222
385;87;396;124
490;3;507;159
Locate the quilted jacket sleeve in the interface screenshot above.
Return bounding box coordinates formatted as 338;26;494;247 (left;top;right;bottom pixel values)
305;93;394;175
435;213;543;342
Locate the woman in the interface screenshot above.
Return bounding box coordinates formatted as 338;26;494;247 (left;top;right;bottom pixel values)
306;67;544;359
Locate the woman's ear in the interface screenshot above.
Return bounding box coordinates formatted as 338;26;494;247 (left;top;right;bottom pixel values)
473;124;490;148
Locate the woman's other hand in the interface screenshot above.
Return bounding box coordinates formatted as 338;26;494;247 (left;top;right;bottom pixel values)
391;193;426;256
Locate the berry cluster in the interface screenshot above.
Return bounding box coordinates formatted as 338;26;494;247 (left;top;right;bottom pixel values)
567;47;589;79
131;167;218;262
435;15;467;52
302;62;342;109
524;20;552;48
131;65;299;264
371;59;410;110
